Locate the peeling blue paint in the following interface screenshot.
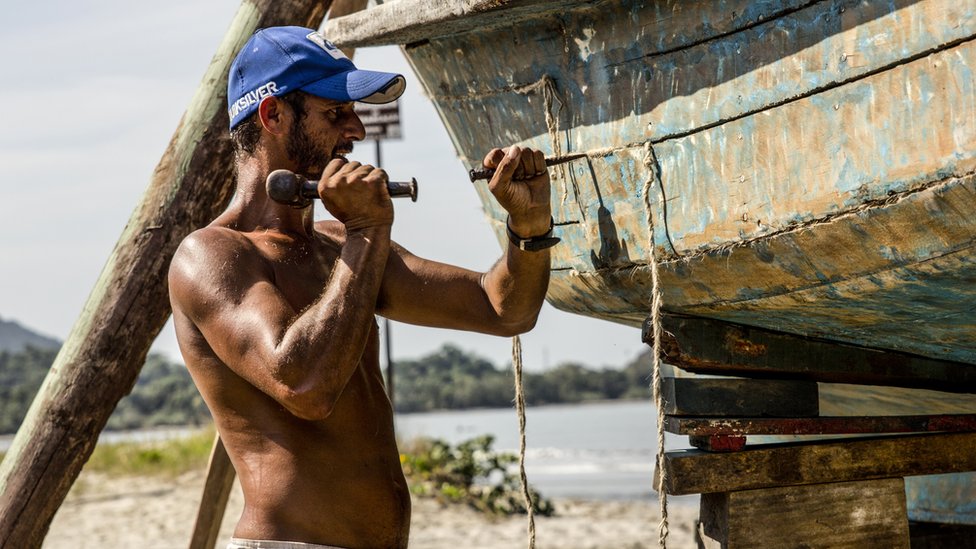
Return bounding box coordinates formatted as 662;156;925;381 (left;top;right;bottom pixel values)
392;0;976;521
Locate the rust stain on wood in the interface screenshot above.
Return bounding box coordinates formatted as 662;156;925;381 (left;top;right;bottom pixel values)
724;330;768;358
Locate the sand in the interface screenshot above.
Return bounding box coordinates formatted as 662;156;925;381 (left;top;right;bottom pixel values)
43;469;701;548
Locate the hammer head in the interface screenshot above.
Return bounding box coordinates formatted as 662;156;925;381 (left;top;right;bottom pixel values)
266;169;312;208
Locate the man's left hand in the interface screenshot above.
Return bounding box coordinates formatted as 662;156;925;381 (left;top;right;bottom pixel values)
483;146;552;237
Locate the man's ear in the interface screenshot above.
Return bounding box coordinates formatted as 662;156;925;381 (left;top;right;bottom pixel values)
257;96;288;136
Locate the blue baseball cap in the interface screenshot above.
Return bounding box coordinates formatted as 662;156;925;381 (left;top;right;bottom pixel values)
227;26;405;129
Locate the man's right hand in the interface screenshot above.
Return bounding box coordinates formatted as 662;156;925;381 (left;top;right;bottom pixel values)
317;158;394;231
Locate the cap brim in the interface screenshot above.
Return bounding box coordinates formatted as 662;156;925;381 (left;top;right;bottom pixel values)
301;70;405;104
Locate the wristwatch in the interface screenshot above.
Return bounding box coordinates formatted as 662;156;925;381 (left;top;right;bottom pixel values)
506;216;561;251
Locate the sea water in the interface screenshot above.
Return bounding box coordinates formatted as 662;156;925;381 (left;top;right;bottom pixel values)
397;399;697;504
0;400;697;505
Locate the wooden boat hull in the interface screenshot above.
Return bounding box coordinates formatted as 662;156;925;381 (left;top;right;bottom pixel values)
328;0;976;524
331;0;976;365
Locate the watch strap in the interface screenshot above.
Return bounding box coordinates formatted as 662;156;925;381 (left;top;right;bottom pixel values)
507;216;560;251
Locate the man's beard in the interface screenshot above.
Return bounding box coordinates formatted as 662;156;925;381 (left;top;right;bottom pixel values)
286;119;352;178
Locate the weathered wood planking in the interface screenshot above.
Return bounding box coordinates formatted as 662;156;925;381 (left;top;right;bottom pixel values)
689;435;748;453
404;0;974;161
667;414;976;436
652;313;976;391
327;0;370;58
331;0;976;364
907;471;976;526
330;0;824;55
661;432;976;495
189;437;237;549
655;39;976;252
410;0;972;271
328;0;596;48
480;34;976;265
0;1;332;546
661;377;819;417
552;172;976;364
909;522;976;549
699;479;910;549
819;383;976;416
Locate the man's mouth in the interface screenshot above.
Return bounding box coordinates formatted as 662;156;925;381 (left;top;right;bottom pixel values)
333;143;354;160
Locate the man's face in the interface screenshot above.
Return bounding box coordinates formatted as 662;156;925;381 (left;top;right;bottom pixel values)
285;94;362;178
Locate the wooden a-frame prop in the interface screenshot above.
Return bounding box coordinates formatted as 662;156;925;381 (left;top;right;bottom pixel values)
0;1;332;546
190;437;236;549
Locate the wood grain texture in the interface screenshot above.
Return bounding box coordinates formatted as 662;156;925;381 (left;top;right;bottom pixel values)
689;435;748;453
909;521;976;549
700;478;910;548
326;0;369;58
662;432;976;495
327;0;595;47
654;313;976;391
667;414;976;436
661;377;819;417
0;2;331;547
189;437;236;549
403;0;974;160
328;0;976;364
326;0;976;525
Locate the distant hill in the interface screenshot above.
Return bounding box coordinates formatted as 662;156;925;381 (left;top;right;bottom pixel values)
0;317;60;353
0;316;210;434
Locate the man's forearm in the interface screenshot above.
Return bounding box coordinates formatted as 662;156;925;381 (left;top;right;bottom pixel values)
481;242;551;334
272;226;391;416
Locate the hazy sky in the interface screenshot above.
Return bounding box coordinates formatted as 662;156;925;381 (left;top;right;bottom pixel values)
0;0;647;371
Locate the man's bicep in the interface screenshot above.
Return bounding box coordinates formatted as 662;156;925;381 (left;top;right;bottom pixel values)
169;241;297;393
196;281;295;366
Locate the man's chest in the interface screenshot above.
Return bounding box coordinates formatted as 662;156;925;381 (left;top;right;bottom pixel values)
255;238;341;311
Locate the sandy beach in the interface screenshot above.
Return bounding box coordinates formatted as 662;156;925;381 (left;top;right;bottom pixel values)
44;469;701;548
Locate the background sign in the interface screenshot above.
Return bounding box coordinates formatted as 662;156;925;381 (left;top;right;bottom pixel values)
355;100;402;140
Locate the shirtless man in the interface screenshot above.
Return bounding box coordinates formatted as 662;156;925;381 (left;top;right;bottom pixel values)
168;27;555;549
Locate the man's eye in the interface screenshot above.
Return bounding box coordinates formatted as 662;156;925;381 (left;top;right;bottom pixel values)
326;109;339;120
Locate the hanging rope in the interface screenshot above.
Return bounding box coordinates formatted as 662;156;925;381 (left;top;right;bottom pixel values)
642;142;670;547
511;334;537;549
506;74;565;549
515;75;567;202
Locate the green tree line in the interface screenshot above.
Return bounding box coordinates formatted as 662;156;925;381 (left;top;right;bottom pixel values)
0;344;652;434
392;345;652;413
0;347;210;435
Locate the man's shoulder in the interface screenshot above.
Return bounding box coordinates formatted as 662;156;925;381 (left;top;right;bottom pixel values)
174;225;259;266
169;226;266;299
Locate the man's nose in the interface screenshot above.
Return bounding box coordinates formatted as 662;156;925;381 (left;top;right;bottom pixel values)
345;112;366;141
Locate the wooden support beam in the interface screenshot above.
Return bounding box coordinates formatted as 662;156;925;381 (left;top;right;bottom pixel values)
689;435;747;453
662;377;819;417
699;478;910;548
325;0;590;48
646;314;976;393
189;436;237;549
662;432;976;496
909;521;976;548
0;2;332;546
325;0;368;58
666;414;976;436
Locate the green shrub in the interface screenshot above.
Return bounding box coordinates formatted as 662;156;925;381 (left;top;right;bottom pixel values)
401;434;554;517
84;426;215;477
